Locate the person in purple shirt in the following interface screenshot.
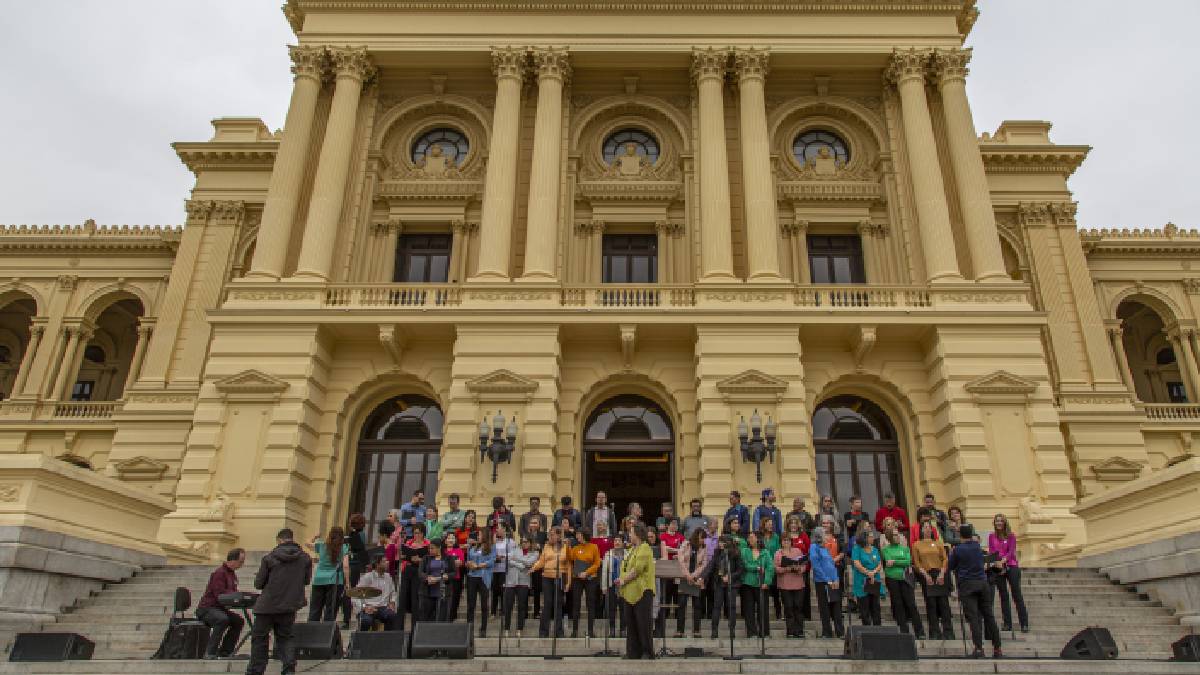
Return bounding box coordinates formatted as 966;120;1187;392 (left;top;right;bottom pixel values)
987;513;1029;632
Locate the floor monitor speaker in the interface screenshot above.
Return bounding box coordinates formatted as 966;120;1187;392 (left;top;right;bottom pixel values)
9;633;95;662
409;622;472;659
292;621;343;660
1171;634;1200;662
843;625;918;661
1060;627;1118;660
347;630;408;660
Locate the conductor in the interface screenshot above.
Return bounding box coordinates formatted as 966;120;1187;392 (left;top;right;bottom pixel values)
246;528;312;675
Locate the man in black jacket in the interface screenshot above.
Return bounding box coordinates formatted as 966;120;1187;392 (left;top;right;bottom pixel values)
246;528;312;675
948;524;1001;659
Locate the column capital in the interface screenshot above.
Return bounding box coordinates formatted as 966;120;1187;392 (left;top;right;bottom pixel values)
691;47;731;84
184;199;213;225
530;47;571;84
492;46;528;83
451;219;479;235
328;46;375;82
885;47;934;87
29;324;45;339
930;47;972;86
288;44;327;81
781;219;809;238
732;47;770;82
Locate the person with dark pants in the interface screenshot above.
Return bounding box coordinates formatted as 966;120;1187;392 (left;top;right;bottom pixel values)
196;548;246;659
245;529;310;675
850;531;884;626
950;524;1002;659
525;516;547;619
397;524;430;631
356;555;399;630
616;523;656;659
739;532;774;637
568;530;601;637
808;527;844;638
465;529;496;637
531;526;569;637
773;536;806;637
988;513;1030;632
341;513;368;628
601;537;627;636
304;527;350;622
709;535;743;638
441;533;465;621
675;528;708;637
418;541;451;622
503;537;537;635
881;528;924;638
913;522;954;639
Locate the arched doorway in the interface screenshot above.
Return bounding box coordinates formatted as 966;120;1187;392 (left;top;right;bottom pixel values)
350;395;443;538
582;395;674;521
812;395;905;516
0;297;36;400
1117;299;1187;402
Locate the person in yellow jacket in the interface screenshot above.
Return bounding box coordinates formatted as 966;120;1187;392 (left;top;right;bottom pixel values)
530;526;571;638
615;523;656;659
568;530;602;637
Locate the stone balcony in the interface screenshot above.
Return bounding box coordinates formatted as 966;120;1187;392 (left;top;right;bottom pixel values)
221;281;1037;324
0;400;124;423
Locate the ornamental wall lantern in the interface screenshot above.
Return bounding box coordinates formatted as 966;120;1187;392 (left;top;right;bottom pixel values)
478;410;518;483
738;409;776;483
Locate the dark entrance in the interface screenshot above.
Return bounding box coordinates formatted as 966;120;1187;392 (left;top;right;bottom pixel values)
350;395;443;540
581;395;674;522
812;395;906;516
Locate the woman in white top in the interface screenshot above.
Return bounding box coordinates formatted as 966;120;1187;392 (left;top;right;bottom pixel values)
502;536;538;636
492;521;515;618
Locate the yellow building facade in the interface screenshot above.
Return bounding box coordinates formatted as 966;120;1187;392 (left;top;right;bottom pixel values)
1;0;1198;593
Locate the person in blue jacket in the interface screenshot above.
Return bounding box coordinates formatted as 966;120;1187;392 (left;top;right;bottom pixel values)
808;526;844;638
465;528;497;637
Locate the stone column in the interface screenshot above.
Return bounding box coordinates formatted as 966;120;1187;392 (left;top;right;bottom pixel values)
246;46;326;280
1107;326;1137;399
885;48;962;282
931;48;1007;281
11;324;44;398
520;48;570;281
449;220;470;284
126;322;154;387
733;48;782;282
692;48;736;282
293;47;375;281
858;220;880;282
52;327;84;401
1169;329;1200;402
655;221;672;283
472;47;526;281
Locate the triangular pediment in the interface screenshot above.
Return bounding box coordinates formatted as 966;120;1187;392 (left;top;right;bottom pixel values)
466;369;538;395
964;370;1038;397
1091;456;1144;482
214;369;288;397
113;455;169;479
716;370;790;396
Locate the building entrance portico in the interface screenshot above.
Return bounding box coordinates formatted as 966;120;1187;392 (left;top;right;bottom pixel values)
581;395;674;521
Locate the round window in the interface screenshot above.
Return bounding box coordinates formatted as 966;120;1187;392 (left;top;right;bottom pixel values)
411;127;469;167
792;129;850;166
602;128;660;166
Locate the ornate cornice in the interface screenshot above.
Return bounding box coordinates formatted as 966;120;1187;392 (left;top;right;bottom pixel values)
777;180;883;203
1080;222;1200;256
0;223;182;253
577;179;683;203
732;47;770;82
978;146;1089;178
691;47;730;83
930;47;970;85
884;47;932;86
377;179;484;201
1017;201;1077;229
492;46;528;83
173;141;279;175
531;47;571;84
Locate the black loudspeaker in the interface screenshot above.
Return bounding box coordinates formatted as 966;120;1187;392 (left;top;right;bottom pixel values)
409;622;472;659
1171;635;1200;662
1060;627;1118;660
843;625;919;661
682;647;705;658
347;631;408;660
9;633;95;662
293;622;343;660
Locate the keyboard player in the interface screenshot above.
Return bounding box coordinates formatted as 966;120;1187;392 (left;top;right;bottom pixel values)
196;548;246;659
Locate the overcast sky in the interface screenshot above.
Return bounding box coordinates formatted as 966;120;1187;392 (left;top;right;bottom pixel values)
0;0;1196;228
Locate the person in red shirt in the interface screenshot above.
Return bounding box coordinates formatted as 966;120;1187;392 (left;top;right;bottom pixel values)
873;493;909;533
196;548;246;659
592;520;614;559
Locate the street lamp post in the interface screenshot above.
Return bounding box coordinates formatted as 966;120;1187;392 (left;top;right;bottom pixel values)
478;410;518;483
738;409;776;483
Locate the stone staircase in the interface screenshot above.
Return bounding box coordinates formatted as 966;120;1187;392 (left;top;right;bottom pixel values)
0;565;1194;673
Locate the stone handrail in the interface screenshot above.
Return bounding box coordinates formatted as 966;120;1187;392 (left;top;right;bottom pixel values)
561;284;696;308
1140;403;1200;421
796;285;933;308
324;284;463;307
51;401;123;419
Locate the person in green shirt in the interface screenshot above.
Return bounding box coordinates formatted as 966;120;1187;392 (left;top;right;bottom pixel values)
424;505;444;543
440;493;466;532
881;532;925;638
616;523;656;659
758;518;782;623
740;532;775;638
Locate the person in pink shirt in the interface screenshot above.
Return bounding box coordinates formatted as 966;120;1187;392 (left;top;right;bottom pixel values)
987;513;1029;632
773;536;808;638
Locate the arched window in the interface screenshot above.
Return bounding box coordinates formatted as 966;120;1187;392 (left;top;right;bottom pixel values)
1117;299;1186;403
411;127;469;167
812;395;903;516
585;395;672;440
602;129;660;166
352;395;443;539
792;129;850;166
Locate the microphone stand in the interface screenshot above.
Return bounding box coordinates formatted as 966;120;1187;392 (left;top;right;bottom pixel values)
758;554;767;658
497;540;507;657
721;553;739;661
595;553;618;657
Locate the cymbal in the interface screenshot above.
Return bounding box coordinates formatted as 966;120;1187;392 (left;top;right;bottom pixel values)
346;587;383;599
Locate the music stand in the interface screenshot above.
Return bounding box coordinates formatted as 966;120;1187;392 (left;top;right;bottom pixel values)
654;559;682;657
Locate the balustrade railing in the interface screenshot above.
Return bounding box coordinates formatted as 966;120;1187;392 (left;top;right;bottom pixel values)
561;285;696;308
1141;403;1200;421
324;284;462;308
51;401;122;419
795;285;933;309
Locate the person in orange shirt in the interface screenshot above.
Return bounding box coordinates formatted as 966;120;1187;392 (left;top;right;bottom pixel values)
568;530;602;637
530;526;571;638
